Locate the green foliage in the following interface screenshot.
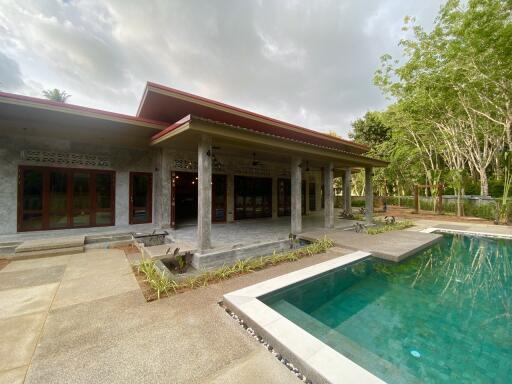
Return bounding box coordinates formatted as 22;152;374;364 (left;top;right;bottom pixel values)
351;199;365;207
137;257;177;299
136;238;335;299
366;220;414;235
366;0;511;200
42;88;71;102
349;111;391;148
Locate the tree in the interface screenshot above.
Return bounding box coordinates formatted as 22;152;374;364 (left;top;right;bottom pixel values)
374;0;510;197
349;111;391;148
42;89;71;103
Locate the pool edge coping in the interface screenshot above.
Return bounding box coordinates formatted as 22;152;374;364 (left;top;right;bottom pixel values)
223;250;385;384
421;227;512;239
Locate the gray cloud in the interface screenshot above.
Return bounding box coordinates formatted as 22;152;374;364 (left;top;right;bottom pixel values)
0;51;25;90
0;0;444;137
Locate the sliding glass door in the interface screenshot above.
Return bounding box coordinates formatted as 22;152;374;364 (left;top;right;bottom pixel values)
234;176;272;220
18;166;115;231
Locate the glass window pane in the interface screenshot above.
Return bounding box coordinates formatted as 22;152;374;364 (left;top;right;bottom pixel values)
49;182;69;226
133;174;149;207
73;173;90;210
22;212;43;230
96;173;112;209
95;211;112;225
23;169;43;211
73;212;90;227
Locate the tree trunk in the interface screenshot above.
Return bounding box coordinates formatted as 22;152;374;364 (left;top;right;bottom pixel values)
479;169;489;197
456;188;462;217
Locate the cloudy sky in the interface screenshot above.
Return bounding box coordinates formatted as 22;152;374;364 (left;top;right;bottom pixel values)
0;0;444;137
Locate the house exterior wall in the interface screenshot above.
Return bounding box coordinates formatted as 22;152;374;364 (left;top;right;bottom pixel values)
0;135;326;236
0;134;157;235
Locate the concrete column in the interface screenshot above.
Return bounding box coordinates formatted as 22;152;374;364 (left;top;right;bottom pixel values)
324;162;334;228
365;167;373;223
271;176;278;219
290;156;302;234
343;168;352;214
154;148;171;228
197;135;212;251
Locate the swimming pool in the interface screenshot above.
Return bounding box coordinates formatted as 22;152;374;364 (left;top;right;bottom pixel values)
259;233;512;383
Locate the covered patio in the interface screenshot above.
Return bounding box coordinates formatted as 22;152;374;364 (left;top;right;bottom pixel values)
152;122;385;252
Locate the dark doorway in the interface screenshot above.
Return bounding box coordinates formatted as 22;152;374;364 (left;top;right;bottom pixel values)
277;178;306;216
172;171;227;226
309;182;316;211
174;172;198;226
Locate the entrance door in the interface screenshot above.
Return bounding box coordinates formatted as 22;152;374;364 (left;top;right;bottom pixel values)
277;178;306;216
18;166;115;231
171;171;227;227
234;176;272;220
129;172;152;224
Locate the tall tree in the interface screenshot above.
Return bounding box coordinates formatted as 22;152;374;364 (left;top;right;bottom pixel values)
42;89;71;103
375;0;510;196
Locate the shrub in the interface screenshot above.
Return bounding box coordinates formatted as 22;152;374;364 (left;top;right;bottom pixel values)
135;237;335;299
366;220;414;235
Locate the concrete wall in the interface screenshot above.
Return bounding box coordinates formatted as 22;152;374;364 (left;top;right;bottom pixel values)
0;134;156;235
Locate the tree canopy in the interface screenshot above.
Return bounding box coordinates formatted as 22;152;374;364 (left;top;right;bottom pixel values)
350;0;511;203
42;88;71;103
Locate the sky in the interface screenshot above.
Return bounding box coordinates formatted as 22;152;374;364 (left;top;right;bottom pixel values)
0;0;445;138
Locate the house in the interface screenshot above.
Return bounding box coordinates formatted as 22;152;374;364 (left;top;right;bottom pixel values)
0;82;386;251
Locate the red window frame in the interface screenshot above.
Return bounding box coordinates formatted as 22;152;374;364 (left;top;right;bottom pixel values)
17;165;116;232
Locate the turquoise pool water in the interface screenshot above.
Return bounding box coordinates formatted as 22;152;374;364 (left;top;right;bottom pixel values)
260;233;512;383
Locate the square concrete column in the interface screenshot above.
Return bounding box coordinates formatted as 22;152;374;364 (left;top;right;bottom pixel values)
365;167;373;223
154;148;171;228
197;135;212;251
324;162;334;228
343;168;352;214
290;156;302;234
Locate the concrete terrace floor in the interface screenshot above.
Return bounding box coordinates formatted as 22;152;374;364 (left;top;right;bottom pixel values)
170;210;361;249
0;219;510;384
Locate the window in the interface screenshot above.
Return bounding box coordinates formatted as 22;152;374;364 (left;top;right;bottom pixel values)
129;172;152;224
18;166;115;232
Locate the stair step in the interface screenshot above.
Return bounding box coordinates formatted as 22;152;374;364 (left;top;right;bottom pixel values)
11;235;85;260
10;246;84;260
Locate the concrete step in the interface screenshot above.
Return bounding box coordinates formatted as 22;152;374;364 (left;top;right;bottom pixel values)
12;235;85;260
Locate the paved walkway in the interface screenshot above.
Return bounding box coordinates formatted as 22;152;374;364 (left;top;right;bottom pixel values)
0;245;352;384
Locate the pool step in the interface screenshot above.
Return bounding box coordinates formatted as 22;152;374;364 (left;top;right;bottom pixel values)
11;235;85;260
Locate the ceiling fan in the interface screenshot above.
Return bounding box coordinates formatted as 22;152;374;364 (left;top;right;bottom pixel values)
252;152;262;166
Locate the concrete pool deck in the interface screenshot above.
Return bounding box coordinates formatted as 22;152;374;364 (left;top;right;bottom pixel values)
301;228;442;262
0;219;510;383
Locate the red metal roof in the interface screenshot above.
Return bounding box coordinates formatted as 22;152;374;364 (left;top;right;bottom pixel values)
151;115;191;141
138;82;369;155
0;91;168;127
